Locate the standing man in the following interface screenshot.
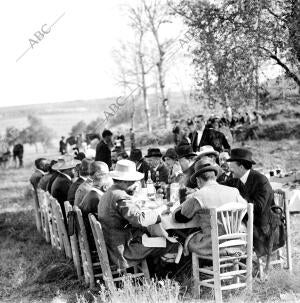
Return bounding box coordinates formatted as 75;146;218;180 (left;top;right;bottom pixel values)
95;129;113;169
191;115;205;152
59;136;66;155
226;148;276;256
172;120;180;146
129;128;136;151
13;141;24;168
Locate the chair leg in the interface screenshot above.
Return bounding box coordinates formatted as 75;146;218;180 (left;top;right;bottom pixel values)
192;253;200;299
285;203;292;273
213;267;222;303
258;257;264;280
141;260;150;280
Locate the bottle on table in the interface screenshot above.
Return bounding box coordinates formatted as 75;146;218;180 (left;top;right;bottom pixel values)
154;171;161;192
146;170;156;199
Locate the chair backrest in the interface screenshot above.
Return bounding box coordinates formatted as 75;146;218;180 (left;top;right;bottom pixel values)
45;192;56;246
74;206;95;287
273;189;286;209
49;196;65;252
36;189;50;242
31;185;42;233
64;201;82;278
210;203;253;251
88;213;115;292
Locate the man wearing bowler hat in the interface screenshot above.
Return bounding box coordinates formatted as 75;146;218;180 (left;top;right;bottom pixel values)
145;148;169;184
226;148;276;256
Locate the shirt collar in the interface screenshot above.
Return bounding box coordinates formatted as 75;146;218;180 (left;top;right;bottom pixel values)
240;169;250;184
36;168;45;175
60;172;72;181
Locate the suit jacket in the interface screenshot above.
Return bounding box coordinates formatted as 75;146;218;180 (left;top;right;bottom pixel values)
51;174;72;223
200;128;230;152
30;170;44;190
67;177;85;206
38;173;52;191
46;172;58;193
225;170;275;227
95;140;112;168
149;163;169;184
98;184;161;269
191;129;206;152
74;178;93;206
136;158;150;183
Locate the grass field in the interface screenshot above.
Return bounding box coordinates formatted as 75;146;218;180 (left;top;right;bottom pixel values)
0;140;300;303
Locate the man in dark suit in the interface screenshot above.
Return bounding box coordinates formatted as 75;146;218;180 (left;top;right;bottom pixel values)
129;149;150;186
29;158;47;190
13;142;24;168
191;115;205;152
67;158;91;205
144;148;169;184
51;157;81;223
226;148;275;256
38;160;57;191
200;118;230;153
95;129;113;169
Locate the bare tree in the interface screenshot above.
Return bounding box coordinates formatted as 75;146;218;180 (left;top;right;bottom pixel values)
142;0;173;129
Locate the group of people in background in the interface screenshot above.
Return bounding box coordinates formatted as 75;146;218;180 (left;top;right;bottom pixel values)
29;107;281;277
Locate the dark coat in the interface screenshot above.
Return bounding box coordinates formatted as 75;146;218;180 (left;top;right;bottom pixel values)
38;173;53;191
191;130;205;152
30;171;44;190
95;140;112;169
200;128;230;152
67;177;85;206
149;163;169;184
136;158;151;183
51;174;72;224
46;172;58;193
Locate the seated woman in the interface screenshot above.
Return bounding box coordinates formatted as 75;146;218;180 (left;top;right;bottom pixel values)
173;158;247;256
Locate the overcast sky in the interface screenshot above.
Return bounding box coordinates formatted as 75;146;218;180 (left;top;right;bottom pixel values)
0;0;281;108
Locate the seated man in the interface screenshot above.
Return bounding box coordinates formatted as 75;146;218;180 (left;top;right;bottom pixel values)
29;158;48;190
67;158;92;205
174;158;246;255
129;149;150;186
162;148;183;183
38;160;57;191
144;148;169;184
80;172;113;250
74;161;108;206
226;148;277;257
98;159;178;270
51;156;81;223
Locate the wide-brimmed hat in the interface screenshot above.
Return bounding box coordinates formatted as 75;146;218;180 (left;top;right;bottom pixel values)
145;148;162;158
190;158;218;184
52;155;81;170
196;145;219;158
129;149;143;162
162;148;178;161
226;148;256;164
175;143;196;159
109;159;144;181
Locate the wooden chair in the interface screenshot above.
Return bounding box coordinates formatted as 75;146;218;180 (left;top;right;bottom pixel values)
64;201;82;278
31;185;42;233
74;206;103;288
47;195;65;251
258;189;292;278
44;192;56;247
51;198;72;259
36;189;50;242
88;213;150;293
192;203;253;303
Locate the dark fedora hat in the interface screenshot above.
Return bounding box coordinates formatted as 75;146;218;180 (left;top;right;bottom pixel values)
226;148;256;164
190;158;218;184
145;148;163;158
162;148;178;161
175;142;196;159
129;149;143;162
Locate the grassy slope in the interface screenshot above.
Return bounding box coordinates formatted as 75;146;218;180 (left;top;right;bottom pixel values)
0;141;300;302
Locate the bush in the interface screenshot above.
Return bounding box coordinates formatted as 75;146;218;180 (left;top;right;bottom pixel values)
135;131;158;147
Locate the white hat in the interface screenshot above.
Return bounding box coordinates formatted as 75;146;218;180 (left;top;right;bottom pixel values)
52;155;81;170
109;159;144;181
196;145;219;158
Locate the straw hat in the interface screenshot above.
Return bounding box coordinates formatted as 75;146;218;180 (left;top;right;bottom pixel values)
109;159;144;181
